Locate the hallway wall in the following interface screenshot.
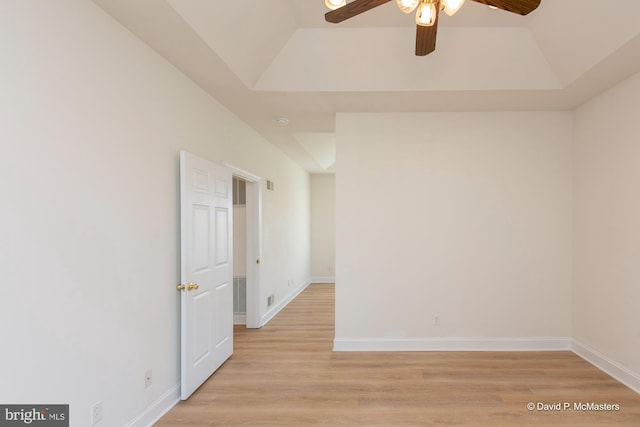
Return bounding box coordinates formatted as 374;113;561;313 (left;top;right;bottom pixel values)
0;1;310;425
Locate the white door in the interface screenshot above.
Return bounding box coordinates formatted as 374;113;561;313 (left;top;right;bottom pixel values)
179;151;233;400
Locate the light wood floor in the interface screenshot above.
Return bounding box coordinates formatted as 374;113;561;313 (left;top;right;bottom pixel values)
156;283;640;426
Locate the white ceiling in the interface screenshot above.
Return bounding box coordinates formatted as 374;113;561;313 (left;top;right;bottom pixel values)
94;0;640;173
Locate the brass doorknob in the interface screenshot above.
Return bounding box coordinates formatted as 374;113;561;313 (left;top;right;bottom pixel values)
177;282;199;291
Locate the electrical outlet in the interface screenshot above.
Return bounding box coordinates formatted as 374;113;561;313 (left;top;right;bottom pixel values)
90;401;103;425
145;369;152;388
433;315;440;327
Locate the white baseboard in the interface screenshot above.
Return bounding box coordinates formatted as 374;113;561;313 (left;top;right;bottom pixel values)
124;383;180;427
260;280;311;327
310;276;335;283
572;340;640;394
333;337;572;352
233;314;246;325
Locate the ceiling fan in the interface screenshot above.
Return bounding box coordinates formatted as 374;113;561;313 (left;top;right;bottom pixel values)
324;0;541;56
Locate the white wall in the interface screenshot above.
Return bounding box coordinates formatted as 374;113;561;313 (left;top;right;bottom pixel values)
310;174;335;281
0;1;309;426
335;112;573;348
572;71;640;387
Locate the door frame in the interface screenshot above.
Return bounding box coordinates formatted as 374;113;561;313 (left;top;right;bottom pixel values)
223;162;262;329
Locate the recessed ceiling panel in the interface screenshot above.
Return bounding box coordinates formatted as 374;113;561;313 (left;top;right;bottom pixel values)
166;0;297;87
94;0;640;174
528;0;640;86
255;27;560;92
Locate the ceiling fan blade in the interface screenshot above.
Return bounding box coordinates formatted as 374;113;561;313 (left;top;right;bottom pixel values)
470;0;541;15
415;8;440;56
325;0;392;23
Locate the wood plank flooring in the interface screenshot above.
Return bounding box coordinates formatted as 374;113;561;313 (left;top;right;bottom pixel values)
156;283;640;426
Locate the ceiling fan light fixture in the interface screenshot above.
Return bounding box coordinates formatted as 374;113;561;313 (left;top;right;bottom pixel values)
441;0;466;16
325;0;346;10
396;0;420;14
416;1;437;26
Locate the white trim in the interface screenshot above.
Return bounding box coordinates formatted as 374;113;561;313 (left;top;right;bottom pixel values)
260;280;312;327
310;276;335;283
233;314;246;325
333;337;572;352
124;383;180;427
222;162;261;182
244;180;261;329
572;340;640;394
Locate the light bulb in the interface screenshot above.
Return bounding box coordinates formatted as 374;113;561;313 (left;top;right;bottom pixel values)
396;0;420;14
325;0;346;10
441;0;465;16
416;1;437;26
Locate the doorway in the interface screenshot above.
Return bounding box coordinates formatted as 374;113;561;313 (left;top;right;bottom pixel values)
226;163;262;329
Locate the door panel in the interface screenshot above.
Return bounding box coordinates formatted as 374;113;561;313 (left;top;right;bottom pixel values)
180;151;233;400
214;282;231;347
192;205;210;271
193;291;211;364
215;208;229;266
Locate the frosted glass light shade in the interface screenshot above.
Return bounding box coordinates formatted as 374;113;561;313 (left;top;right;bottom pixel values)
442;0;466;16
325;0;346;10
396;0;420;14
416;2;437;26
